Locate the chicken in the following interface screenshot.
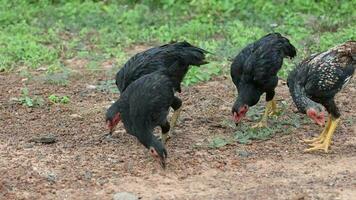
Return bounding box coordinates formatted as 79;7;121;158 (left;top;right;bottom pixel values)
106;61;195;168
231;33;296;127
107;41;208;138
287;41;355;153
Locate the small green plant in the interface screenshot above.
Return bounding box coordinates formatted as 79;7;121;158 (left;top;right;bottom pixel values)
183;64;221;86
48;94;60;103
48;94;70;104
60;96;70;104
19;88;44;107
235;102;303;144
209;137;230;148
96;80;119;94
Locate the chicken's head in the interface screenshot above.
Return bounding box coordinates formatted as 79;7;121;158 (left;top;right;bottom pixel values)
149;140;167;169
306;106;325;126
232;104;249;125
105;100;122;134
106;113;121;133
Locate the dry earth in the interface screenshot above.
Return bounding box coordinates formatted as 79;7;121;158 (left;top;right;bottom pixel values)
0;64;355;200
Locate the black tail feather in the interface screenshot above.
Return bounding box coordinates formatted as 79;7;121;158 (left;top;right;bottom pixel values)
166;41;209;66
280;36;297;58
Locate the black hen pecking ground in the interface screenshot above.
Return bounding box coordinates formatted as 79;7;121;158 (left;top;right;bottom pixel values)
107;41;208;139
106;61;195;169
231;32;296;128
288;41;355;153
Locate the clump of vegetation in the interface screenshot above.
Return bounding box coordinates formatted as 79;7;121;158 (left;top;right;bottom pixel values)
209;101;308;148
209;137;230;148
96;80;119;94
183;64;221;86
18;88;44;107
48;94;70;104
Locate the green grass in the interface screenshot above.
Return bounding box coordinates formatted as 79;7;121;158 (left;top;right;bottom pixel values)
0;0;355;84
209;100;309;148
48;94;70;104
18;87;44;107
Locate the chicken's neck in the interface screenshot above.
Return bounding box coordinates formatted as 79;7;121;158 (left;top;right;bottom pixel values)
289;78;319;114
164;62;189;92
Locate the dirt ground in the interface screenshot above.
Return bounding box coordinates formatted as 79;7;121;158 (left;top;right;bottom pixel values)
0;63;355;200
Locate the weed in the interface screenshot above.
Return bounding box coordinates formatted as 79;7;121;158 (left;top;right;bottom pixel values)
48;94;70;104
60;96;70;104
19;88;44;107
209;137;230;148
48;94;60;104
96;80;119;94
183;63;221;86
235;102;303;144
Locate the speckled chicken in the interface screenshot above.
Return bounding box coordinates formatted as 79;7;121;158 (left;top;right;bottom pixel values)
107;41;208;138
231;33;296;127
288;41;355;153
106;61;192;168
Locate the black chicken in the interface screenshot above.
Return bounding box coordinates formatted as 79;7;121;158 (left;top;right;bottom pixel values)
288;41;355;153
107;41;208;139
231;33;296;127
106;61;196;168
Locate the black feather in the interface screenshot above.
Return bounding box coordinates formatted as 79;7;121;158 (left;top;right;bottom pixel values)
231;32;296;113
116;41;208;93
288;41;355;117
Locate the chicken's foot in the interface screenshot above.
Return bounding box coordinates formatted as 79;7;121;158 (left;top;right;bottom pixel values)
304;117;339;153
304;115;331;145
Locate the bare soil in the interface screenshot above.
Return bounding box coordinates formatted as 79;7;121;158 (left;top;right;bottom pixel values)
0;65;355;200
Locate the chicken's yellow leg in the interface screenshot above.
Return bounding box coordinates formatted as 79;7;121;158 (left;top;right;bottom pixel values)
161;132;168;145
268;99;279;116
170;107;182;129
252;101;272;128
304;115;331;144
304;117;340;153
162;107;182;143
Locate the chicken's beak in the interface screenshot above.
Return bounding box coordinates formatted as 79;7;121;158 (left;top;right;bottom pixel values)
232;112;241;125
160;159;166;169
106;121;113;134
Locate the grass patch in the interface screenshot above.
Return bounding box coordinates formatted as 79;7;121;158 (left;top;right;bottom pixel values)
18;87;44;107
210;100;310;148
0;0;354;83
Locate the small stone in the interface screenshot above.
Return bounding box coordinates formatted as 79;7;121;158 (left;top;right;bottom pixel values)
270;23;278;28
47;172;57;183
237;150;251;158
36;67;47;71
9;97;19;102
113;192;139;200
29;134;57;144
97;177;108;185
70;114;83;120
24;143;34;149
84;171;92;180
86;84;97;89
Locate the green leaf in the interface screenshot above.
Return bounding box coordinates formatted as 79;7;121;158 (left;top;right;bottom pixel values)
25;96;33;107
60;96;70;104
210;137;228;148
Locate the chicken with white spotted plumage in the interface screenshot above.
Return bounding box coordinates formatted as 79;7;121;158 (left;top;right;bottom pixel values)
287;41;355;152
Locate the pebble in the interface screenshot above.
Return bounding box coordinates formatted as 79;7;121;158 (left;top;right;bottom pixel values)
70;114;83;120
237;150;251;158
24;143;34;149
84;171;92;180
29;134;57;144
86;84;97;89
47;172;57;183
113;192;139;200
